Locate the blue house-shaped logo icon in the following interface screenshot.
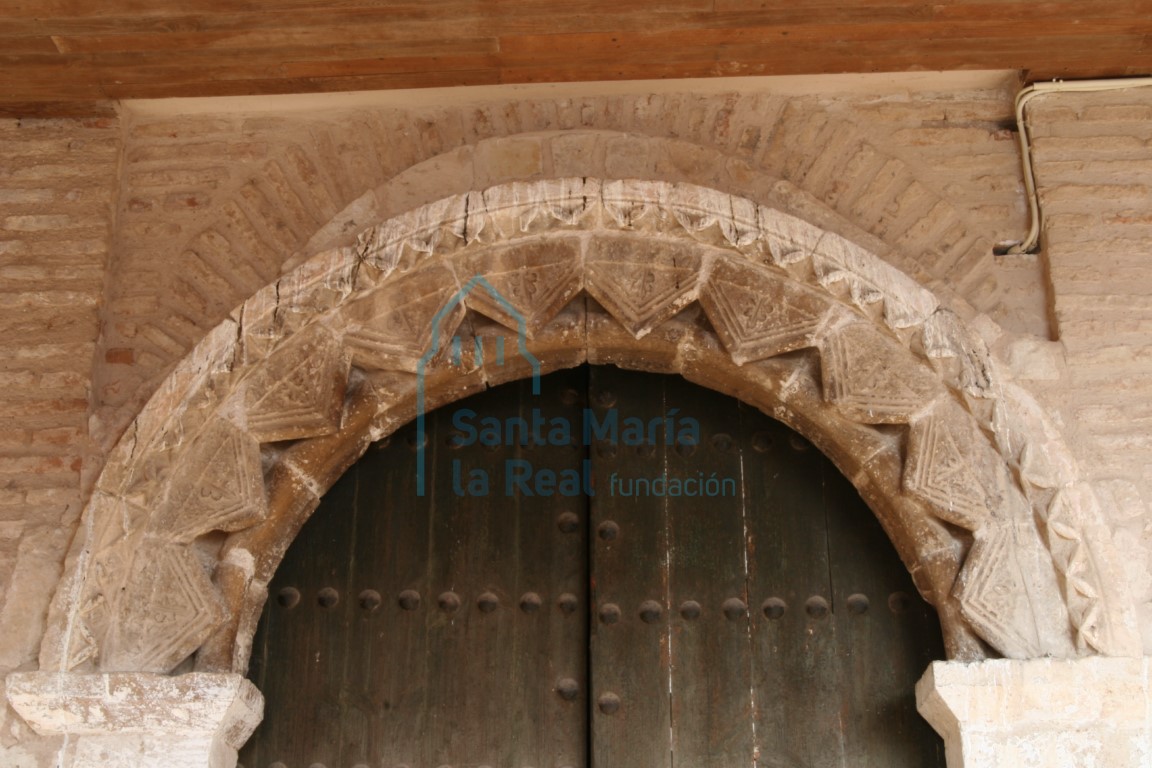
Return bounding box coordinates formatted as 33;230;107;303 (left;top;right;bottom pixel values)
415;275;541;495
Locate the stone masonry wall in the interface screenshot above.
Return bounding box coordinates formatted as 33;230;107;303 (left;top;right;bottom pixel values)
0;115;121;764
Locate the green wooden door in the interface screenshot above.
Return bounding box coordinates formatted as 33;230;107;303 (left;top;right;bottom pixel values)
239;366;945;768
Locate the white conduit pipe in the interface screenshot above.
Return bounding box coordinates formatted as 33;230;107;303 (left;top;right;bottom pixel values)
1007;76;1152;255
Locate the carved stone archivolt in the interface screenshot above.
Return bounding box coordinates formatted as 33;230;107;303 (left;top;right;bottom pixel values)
38;178;1141;679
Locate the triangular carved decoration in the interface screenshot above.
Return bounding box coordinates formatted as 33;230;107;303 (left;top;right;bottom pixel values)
245;325;350;443
820;323;943;424
83;496;143;639
101;539;224;673
41;178;1126;674
60;494;138;669
461;238;584;336
585;234;703;337
1046;486;1142;656
700;258;830;364
64;601;100;670
342;265;466;373
153;419;267;543
954;524;1043;658
904;403;999;530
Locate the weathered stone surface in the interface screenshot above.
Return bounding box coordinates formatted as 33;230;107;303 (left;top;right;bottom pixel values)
809;225;939;329
241;325;349;443
820;322;943;423
340;264;465;372
480;177;599;240
35;179;1119;691
355;193;470;273
954;523;1044;659
904;402;1002;531
151;420;266;543
7;671;262;768
99;538;224;673
922;308;995;396
457;238;584;335
1045;484;1143;657
700;257;831;364
918;658;1152;768
585;299;689;375
585;234;703;338
991;383;1078;490
473;135;544;185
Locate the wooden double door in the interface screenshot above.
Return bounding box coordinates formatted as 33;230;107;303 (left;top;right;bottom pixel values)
240;366;945;768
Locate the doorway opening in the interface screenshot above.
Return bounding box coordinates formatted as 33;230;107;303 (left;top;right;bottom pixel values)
239;365;945;768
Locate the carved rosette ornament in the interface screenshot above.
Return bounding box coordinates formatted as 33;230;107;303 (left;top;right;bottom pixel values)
38;178;1140;679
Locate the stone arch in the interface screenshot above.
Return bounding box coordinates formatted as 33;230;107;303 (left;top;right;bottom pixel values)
94;118;1024;480
40;178;1139;680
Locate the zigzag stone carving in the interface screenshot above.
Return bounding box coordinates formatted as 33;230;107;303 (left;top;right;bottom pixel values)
904;403;1000;532
38;178;1139;677
460;239;584;335
152;419;267;543
820;323;942;424
341;264;466;373
701;258;830;364
102;539;226;673
242;325;350;443
585;234;704;338
953;524;1044;658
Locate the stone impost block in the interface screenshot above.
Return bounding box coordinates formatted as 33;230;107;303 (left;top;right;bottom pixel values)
5;671;262;768
917;657;1152;768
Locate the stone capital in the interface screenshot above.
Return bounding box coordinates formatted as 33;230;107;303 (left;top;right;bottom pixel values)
5;671;262;768
917;657;1152;767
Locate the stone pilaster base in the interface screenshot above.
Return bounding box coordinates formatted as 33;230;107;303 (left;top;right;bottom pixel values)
5;672;262;768
918;657;1152;768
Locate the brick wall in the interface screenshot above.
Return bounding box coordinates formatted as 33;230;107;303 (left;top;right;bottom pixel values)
1030;89;1152;490
8;78;1152;763
1026;88;1152;636
92;86;1037;474
0;80;1055;662
0;115;120;761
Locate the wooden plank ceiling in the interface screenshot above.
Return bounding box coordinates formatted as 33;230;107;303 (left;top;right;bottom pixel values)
3;1;1152;117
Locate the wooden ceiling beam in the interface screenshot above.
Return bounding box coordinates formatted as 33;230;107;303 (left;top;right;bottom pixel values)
2;1;1151;117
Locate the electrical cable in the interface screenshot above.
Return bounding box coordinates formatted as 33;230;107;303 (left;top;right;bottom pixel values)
1006;76;1152;255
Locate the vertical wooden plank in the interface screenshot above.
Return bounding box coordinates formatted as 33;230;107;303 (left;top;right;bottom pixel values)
419;367;588;768
240;368;588;768
420;390;507;767
347;421;430;768
241;365;946;768
825;467;947;766
588;365;673;768
538;368;592;768
742;412;847;767
239;455;359;768
662;374;754;768
302;465;356;767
